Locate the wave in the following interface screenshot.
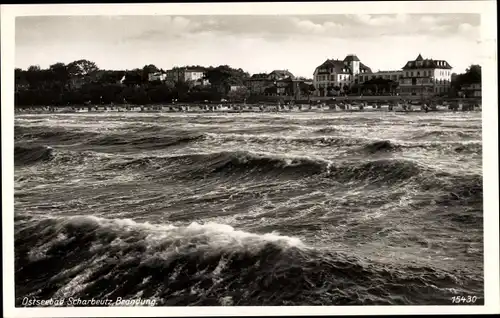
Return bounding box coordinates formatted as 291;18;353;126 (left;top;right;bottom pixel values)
89;134;205;149
106;151;430;186
314;127;341;134
15;215;483;306
453;143;483;154
15;126;97;142
206;133;365;147
361;140;401;153
435;174;483;206
411;130;480;140
206;133;481;154
15;145;54;166
15;125;205;150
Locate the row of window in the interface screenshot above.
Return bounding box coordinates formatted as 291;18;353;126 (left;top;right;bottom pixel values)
316;74;352;81
315;83;347;89
409;61;447;68
358;74;401;82
400;78;450;85
404;70;451;77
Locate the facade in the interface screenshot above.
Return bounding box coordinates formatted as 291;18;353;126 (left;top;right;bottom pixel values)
245;70;296;95
312;54;372;96
245;73;270;94
166;67;207;84
357;70;403;84
399;54;452;96
148;72;167;82
460;83;481;98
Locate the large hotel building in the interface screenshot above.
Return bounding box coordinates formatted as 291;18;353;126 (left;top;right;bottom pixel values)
312;53;453;97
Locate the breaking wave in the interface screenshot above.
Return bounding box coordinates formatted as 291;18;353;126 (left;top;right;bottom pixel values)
15;215;483;306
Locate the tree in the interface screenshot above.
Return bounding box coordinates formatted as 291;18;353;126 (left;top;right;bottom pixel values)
342;84;350;95
98;70;126;84
25;66;43;88
28;65;41;72
451;64;481;95
204;65;250;94
48;62;69;86
142;64;160;82
67;59;99;78
227;87;250;102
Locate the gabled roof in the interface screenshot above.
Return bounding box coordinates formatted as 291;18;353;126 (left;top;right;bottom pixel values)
269;70;295;79
316;59;352;74
416;54;424;61
402;55;452;70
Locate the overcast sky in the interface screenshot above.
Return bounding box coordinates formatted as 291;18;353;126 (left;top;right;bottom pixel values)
15;14;480;77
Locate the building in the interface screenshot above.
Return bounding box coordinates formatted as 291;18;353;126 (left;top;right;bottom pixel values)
245;70;296;95
229;85;246;92
245;73;270;94
166;67;208;84
267;70;295;81
399;54;452;96
312;54;372;96
148;72;167;82
357;70;403;84
460;83;481;98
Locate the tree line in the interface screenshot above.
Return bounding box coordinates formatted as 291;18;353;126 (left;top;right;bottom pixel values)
15;60;254;107
450;64;481;98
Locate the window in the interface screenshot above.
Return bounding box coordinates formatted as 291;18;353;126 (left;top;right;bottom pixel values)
331;75;335;81
417;71;420;76
411;71;414;77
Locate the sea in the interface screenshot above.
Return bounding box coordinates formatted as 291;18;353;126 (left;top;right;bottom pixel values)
14;110;483;306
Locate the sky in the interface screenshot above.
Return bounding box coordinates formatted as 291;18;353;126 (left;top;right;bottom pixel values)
15;14;481;77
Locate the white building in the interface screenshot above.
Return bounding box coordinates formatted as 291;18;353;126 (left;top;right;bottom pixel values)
148;72;167;82
166;67;207;83
312;54;372;97
399;54;452;96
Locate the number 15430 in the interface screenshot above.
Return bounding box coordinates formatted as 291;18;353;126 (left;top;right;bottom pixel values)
451;296;478;304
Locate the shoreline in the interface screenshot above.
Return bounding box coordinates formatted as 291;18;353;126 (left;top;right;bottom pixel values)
14;104;482;115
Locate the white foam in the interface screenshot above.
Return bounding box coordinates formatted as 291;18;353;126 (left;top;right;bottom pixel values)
60;215;306;255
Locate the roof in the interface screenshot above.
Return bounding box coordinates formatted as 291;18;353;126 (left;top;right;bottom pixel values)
269;70;295;79
185;67;206;72
316;59;352;74
343;54;361;62
402;56;452;70
359;62;372;73
362;70;402;75
249;73;269;79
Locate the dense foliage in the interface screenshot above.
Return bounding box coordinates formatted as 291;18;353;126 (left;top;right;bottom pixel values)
15;60;252;107
451;65;481;89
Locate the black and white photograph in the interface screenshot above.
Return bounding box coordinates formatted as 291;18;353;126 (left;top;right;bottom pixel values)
2;1;499;317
